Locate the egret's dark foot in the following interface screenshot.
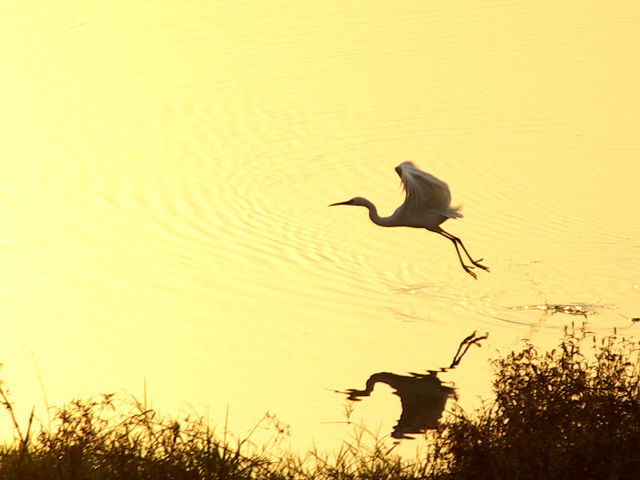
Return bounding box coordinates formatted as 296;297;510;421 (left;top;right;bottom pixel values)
471;258;490;272
463;265;478;280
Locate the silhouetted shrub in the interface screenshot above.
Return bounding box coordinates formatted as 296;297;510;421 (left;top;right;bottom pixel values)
434;327;640;480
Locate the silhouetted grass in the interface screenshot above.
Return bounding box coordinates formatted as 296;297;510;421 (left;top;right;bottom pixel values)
1;326;640;479
0;390;288;480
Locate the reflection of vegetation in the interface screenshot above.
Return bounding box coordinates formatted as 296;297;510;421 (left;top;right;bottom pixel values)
1;327;639;479
511;302;596;319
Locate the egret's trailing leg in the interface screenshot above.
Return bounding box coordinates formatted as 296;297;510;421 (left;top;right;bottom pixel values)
438;229;490;279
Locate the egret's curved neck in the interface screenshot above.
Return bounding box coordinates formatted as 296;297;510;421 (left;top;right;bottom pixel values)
357;198;396;227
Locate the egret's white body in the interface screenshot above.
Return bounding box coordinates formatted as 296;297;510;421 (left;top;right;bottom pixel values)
330;161;489;279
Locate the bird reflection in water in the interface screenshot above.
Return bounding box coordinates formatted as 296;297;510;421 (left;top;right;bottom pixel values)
345;371;455;439
338;331;488;439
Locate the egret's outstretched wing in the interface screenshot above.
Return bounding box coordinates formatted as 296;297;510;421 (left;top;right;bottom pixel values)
396;162;462;218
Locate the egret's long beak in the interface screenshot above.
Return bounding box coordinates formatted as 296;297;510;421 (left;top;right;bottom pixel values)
329;200;350;206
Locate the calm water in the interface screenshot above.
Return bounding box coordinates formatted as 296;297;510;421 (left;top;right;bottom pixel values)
1;1;639;453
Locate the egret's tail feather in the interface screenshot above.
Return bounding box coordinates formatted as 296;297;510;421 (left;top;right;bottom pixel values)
447;204;463;218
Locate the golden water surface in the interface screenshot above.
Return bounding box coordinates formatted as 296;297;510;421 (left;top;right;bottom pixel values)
1;1;639;453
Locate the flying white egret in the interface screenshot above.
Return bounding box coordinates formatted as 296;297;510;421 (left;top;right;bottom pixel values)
330;162;489;279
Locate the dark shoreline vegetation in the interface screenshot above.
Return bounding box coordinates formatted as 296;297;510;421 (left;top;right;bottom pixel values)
1;327;640;480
